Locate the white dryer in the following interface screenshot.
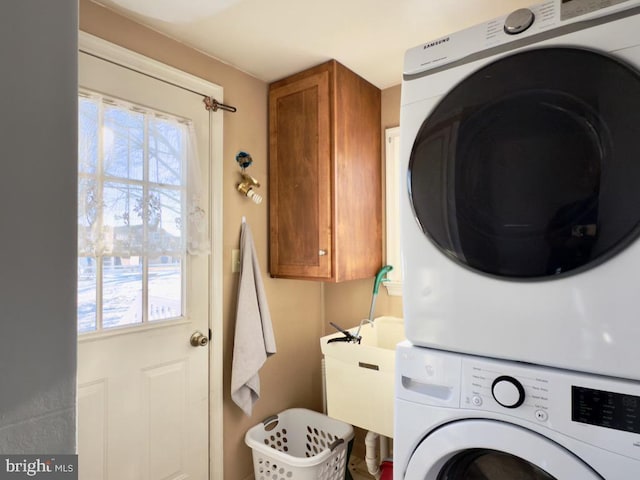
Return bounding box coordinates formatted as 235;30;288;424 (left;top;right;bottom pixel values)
394;342;640;479
400;0;640;380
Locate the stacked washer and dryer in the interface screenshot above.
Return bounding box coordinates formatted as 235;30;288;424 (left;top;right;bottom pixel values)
396;0;640;478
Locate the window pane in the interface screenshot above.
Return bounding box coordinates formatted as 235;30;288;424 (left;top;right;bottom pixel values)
103;106;144;180
103;182;144;255
78;257;97;333
78;177;100;256
79;98;98;174
149;257;182;321
102;256;143;329
148;188;183;254
149;118;182;185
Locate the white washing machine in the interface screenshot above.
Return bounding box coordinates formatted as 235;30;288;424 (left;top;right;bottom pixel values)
400;0;640;381
394;342;640;479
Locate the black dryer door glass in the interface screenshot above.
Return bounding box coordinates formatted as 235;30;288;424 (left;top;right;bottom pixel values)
409;47;640;279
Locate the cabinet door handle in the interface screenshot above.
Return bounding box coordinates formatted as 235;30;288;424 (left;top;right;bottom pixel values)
319;249;327;256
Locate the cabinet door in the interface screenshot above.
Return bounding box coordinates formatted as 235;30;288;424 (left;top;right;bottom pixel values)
269;70;332;279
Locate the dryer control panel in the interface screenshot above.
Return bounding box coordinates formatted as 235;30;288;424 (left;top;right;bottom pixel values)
396;342;640;460
562;0;630;20
403;0;640;76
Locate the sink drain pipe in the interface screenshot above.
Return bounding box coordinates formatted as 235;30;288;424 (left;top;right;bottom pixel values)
365;431;389;479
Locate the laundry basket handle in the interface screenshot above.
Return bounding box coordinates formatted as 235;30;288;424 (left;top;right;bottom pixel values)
328;438;344;452
262;414;279;431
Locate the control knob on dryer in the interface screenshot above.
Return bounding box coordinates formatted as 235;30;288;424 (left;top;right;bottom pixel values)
504;8;535;35
492;375;525;408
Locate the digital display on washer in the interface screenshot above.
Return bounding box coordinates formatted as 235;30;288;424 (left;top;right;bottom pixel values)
572;386;640;434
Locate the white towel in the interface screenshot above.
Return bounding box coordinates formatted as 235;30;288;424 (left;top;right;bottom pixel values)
231;220;276;416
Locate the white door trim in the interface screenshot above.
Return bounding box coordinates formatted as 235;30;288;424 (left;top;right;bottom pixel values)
78;31;224;480
384;126;403;296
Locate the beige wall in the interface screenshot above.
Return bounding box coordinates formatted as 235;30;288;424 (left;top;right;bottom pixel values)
80;2;402;478
323;85;403;334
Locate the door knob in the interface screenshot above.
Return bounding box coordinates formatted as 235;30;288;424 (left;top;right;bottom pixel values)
190;331;209;347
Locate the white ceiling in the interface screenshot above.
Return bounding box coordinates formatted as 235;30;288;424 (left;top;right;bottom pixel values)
92;0;534;89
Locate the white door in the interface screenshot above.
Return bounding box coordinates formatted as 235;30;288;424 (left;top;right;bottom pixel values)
77;48;211;480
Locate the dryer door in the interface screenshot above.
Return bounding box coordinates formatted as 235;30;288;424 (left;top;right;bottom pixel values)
408;47;640;280
404;419;602;479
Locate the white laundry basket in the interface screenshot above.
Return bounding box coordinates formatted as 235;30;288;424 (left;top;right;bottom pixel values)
245;408;354;480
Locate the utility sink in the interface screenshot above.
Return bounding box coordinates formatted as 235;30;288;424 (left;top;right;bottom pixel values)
320;316;404;438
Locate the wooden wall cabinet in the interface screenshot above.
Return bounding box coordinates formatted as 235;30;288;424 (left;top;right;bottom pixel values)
269;60;382;281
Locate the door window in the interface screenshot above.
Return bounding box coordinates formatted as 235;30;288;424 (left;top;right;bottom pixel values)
78;92;201;333
409;47;640;279
438;449;554;479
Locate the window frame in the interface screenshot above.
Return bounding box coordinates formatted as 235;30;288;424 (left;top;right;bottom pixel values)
385;126;403;296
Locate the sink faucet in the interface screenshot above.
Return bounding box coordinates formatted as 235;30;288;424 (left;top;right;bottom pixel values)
326;265;393;344
327;322;361;343
353;318;374;342
354;265;393;340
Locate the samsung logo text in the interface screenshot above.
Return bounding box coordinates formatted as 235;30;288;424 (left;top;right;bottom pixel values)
423;37;450;49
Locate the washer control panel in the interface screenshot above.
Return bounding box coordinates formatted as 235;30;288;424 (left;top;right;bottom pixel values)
396;342;640;461
492;376;526;408
463;361;551;423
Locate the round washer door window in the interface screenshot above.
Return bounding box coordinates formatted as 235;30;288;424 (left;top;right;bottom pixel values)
438;449;554;479
403;420;603;480
409;47;640;279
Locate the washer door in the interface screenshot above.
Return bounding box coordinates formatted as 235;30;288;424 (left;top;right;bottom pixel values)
408;47;640;280
404;420;602;479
